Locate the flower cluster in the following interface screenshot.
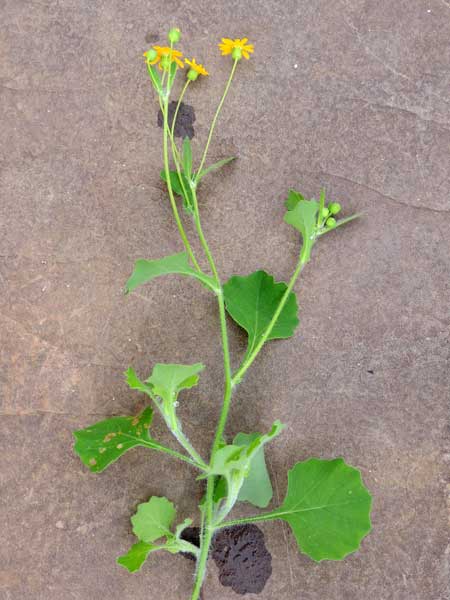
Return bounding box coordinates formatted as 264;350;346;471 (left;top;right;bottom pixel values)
143;29;254;81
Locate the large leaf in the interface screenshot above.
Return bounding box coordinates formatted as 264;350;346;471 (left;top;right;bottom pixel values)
223;270;299;358
268;458;372;561
160;169;194;213
234;432;273;508
73;407;158;472
125;251;215;293
131;496;176;543
284;199;319;262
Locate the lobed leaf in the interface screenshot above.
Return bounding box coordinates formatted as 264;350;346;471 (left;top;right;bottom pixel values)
223;270;299;359
270;458;372;561
146;363;204;404
73;406;156;472
131;496;176;543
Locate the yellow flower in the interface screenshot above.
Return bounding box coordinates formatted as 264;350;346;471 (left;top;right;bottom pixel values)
185;58;209;77
218;37;254;60
144;46;184;69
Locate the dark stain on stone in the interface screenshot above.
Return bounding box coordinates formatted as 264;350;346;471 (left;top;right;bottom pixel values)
145;32;160;44
180;526;200;561
367;369;375;374
211;524;272;595
180;524;272;594
157;100;195;139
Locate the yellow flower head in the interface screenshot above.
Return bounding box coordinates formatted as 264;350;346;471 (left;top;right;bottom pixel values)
218;37;254;60
144;46;184;70
185;58;209;77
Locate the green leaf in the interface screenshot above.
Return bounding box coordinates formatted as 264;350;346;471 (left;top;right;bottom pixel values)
223;270;299;359
201;422;284;518
117;540;159;573
182;137;192;179
146;363;204;404
125;251;215;293
284;198;319;262
146;63;162;94
125;367;154;399
160;169;194;213
131;496;176;543
197;156;236;181
270;458;372;561
117;498;200;572
234;432;273;508
285;189;305;211
73;406;156;472
168;61;177;88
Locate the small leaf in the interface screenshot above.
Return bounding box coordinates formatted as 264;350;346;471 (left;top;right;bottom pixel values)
285;189;304;211
73;407;156;472
270;458;372;561
284;198;319;262
223;270;299;359
202;422;284;510
197;156;236;181
234;432;273;508
125;251;215;293
160;169;194;213
125;367;154;399
146;63;162;94
146;363;204;404
168;61;177;88
117;540;159;573
132;496;176;543
182;137;192;179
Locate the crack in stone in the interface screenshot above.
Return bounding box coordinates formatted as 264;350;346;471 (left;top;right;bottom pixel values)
341;98;450;132
310;170;450;214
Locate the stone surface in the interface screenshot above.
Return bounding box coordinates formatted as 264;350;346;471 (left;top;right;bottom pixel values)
1;0;449;599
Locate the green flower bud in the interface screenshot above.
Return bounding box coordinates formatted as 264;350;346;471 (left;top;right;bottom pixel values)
321;207;330;219
326;217;337;228
231;47;242;60
168;28;181;44
187;69;199;81
145;48;158;62
328;202;341;215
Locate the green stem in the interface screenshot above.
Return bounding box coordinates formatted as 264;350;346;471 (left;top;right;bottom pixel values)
171;79;190;141
172;427;208;471
191;476;214;599
188;177;233;600
232;253;306;385
217;512;276;528
191;187;220;281
139;439;205;470
195;59;238;183
162;93;202;273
